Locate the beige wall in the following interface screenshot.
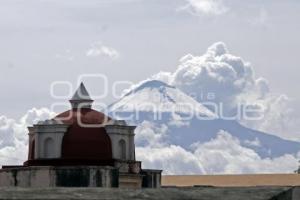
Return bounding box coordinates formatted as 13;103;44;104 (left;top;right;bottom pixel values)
162;174;300;187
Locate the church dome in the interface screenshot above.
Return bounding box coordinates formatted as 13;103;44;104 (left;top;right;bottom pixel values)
24;83;116;166
53;83;113;161
54;108;113;160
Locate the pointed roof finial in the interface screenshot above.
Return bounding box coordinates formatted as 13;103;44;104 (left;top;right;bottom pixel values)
70;82;93;109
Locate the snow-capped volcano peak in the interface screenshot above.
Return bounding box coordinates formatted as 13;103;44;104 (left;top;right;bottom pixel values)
109;80;216;118
107;80;300;159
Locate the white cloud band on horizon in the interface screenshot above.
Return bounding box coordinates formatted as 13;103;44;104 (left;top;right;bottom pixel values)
137;130;299;175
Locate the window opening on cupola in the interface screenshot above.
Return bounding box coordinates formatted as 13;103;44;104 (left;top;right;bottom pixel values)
119;139;126;160
44;137;54;158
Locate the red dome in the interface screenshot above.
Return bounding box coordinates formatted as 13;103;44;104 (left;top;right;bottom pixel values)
55;108;111;125
24;84;116;166
54;108;113;161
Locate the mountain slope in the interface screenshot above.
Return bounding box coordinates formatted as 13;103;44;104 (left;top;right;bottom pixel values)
109;80;216;117
108;80;300;158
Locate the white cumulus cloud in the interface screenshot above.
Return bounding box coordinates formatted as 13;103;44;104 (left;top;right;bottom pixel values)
137;130;300;175
137;145;205;175
181;0;228;16
0;108;55;166
86;42;119;60
134;121;168;147
146;42;300;141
